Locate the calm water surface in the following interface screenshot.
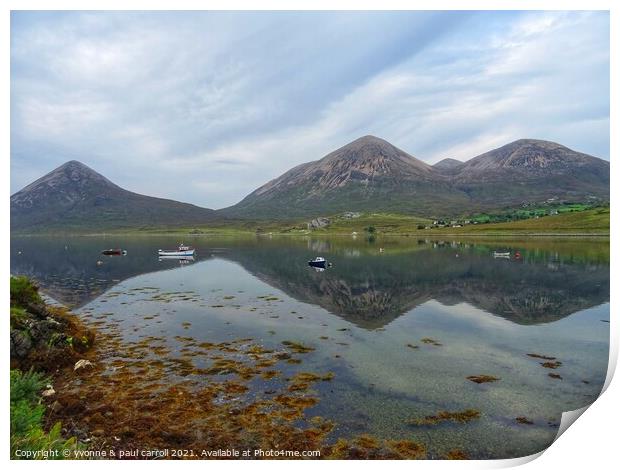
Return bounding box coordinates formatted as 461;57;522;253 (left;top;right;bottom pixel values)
11;235;610;459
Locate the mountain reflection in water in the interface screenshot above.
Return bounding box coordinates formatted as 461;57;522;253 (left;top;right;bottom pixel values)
10;236;609;329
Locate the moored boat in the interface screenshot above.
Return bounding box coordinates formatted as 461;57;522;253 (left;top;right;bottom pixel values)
308;256;330;268
158;243;196;257
101;248;127;256
492;251;510;258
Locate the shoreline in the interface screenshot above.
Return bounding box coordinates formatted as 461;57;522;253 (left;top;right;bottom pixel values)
9;230;611;238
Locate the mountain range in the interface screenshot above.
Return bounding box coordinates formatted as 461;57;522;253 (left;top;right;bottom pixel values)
222;136;609;219
10;136;609;231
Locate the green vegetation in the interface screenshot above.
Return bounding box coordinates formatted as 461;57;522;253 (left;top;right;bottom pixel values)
10;276;94;459
439;207;609;235
10;275;43;307
465;203;601;225
10;369;82;459
13;204;608;237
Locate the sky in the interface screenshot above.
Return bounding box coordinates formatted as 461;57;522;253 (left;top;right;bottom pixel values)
10;10;610;209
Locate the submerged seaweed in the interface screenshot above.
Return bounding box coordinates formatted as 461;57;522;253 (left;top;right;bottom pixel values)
516;417;534;425
420;338;442;346
466;375;500;384
409;409;481;426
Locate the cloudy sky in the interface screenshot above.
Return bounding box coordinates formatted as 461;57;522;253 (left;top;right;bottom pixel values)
11;11;609;208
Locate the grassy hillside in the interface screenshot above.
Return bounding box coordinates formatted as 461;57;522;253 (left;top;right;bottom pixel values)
436;207;609;235
16;208;608;236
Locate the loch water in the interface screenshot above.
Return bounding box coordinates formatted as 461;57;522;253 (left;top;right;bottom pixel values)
11;235;610;459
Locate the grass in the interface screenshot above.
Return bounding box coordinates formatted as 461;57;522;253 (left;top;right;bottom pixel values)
12;207;609;236
10;276;43;307
437;208;609;235
10;369;83;459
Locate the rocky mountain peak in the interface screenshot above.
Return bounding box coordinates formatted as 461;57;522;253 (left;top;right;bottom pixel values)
11;160;121;210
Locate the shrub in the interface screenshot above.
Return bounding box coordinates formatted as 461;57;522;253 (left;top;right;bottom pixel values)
10;369;46;404
10;276;42;307
10;369;83;459
10;307;28;328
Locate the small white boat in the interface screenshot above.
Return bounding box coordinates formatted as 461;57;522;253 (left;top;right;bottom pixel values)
158;244;196;257
308;256;331;268
492;251;511;258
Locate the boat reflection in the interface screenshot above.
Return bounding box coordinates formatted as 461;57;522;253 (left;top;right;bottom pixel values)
158;255;195;264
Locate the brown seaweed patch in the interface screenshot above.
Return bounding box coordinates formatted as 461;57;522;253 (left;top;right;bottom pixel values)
527;353;556;360
406;344;419;350
541;361;562;369
246;344;274;356
420;338;442;346
409;409;480;426
467;375;499;384
444;449;469;460
261;370;281;380
516;416;534;425
222;381;249;395
281;341;315;354
386;440;427;459
548;373;563;380
354;434;379;450
287;372;335;392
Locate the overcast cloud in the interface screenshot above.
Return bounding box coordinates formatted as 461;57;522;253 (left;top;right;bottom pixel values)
10;11;609;208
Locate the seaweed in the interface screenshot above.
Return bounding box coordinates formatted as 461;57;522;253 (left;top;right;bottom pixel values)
281;341;315;354
527;353;556;360
287;372;335;392
541;361;562;369
409;409;480;426
42;300;436;461
466;375;499;384
444;449;469;460
548;373;563;380
516;417;533;425
420;338;442;346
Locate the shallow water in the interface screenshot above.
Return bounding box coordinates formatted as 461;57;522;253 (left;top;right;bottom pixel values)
11;235;610;458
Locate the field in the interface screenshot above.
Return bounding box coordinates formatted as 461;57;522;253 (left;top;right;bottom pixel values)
436;207;609;235
14;207;609;237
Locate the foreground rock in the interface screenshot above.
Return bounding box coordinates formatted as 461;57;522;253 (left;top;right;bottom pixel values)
10;276;95;372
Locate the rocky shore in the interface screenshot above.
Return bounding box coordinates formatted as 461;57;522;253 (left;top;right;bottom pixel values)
10;276;96;459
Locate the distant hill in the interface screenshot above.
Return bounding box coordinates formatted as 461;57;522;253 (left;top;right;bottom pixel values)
450;139;610;208
433;158;463;173
220;135;469;218
221;136;609;219
10;161;218;232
